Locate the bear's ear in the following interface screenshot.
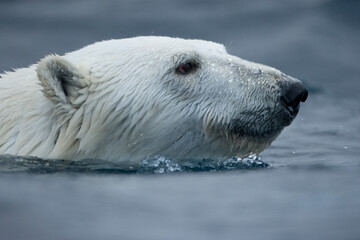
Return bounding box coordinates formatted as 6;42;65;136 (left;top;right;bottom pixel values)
36;55;90;108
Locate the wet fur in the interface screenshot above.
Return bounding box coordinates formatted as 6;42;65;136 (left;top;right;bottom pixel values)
0;36;300;162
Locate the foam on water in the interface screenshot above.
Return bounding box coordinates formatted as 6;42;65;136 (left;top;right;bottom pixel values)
0;154;270;174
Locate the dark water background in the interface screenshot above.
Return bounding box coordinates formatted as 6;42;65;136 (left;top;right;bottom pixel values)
0;0;360;239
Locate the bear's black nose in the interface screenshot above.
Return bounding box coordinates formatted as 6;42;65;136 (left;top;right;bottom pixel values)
281;82;308;115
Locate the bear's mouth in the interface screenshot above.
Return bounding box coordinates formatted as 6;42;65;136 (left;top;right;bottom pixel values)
227;119;284;140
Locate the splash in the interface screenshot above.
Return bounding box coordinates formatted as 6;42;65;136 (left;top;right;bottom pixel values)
138;154;269;173
0;154;270;174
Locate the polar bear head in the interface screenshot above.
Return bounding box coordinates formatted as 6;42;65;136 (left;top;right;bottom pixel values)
36;36;307;162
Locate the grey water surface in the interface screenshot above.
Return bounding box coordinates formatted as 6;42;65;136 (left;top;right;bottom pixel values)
1;0;360;239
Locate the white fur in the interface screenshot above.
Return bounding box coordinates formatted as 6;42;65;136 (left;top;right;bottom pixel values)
0;36;299;163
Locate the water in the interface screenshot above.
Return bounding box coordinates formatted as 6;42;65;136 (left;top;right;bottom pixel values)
0;154;269;174
1;0;360;239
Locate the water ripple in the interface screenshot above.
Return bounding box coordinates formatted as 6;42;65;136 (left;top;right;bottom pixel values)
0;154;270;174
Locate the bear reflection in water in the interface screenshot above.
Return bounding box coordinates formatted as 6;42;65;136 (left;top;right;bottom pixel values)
0;36;307;163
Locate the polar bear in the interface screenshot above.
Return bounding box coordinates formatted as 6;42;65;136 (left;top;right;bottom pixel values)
0;36;307;163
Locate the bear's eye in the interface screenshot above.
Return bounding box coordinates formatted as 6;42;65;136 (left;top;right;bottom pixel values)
176;62;197;75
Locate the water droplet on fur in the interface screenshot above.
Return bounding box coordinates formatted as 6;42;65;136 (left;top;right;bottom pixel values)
228;79;233;83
